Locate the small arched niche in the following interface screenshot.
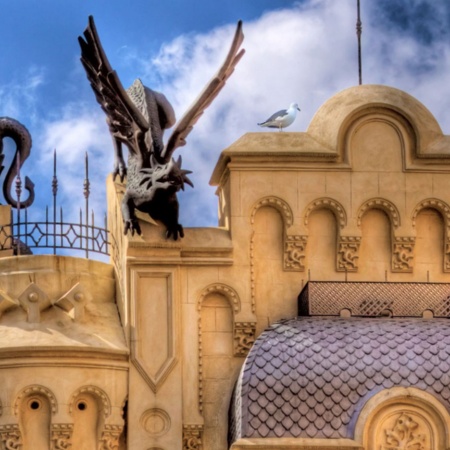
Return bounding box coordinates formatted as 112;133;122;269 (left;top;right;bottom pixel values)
70;389;108;450
18;392;52;450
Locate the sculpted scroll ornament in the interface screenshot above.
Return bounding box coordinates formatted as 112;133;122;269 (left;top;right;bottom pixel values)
183;425;203;450
392;238;415;273
381;413;429;450
0;425;22;450
284;235;307;271
234;322;256;357
337;236;360;272
99;425;123;450
51;424;73;450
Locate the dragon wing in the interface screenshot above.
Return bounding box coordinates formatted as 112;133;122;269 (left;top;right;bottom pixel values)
78;16;150;158
161;21;245;161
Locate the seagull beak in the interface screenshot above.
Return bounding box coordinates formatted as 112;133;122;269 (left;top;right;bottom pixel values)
297;107;301;112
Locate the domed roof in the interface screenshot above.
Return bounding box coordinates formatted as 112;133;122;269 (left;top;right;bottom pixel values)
229;317;450;443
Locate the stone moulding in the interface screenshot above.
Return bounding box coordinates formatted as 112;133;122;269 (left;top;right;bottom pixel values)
182;424;203;450
68;386;111;418
130;269;178;394
250;196;294;229
197;283;241;314
14;385;58;416
304;197;347;229
357;197;401;228
99;424;123;450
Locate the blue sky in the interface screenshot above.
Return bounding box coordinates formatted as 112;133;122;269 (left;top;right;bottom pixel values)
1;0;450;248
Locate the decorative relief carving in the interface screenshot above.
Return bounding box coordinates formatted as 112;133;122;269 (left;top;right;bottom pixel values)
304;197;347;229
251;196;293;228
99;424;123;450
392;237;415;273
183;425;203;450
284;235;307;271
445;241;450;273
197;317;204;413
55;283;91;321
140;408;170;437
337;236;361;272
381;413;429;450
14;385;58;416
0;425;22;450
18;282;51;323
197;284;240;313
51;424;73;450
357;198;401;228
69;386;111;418
234;322;256;357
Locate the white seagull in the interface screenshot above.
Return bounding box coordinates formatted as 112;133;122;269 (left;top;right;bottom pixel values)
258;103;301;131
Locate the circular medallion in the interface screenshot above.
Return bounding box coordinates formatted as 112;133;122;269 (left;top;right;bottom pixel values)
140;409;170;437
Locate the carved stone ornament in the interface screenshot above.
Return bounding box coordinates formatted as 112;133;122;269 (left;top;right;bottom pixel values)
79;17;244;240
0;425;22;450
51;424;73;450
183;425;203;450
445;241;450;273
381;413;429;450
337;236;361;272
284;235;307;271
99;424;123;450
234;322;256;357
392;237;415;273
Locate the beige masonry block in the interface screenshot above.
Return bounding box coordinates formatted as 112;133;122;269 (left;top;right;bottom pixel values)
202;332;233;356
325;172;351;200
298;172;326;194
203;356;231;379
432;173;450;196
215;307;233;332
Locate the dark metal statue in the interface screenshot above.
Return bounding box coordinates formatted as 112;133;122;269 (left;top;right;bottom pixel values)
79;16;244;239
0;117;35;208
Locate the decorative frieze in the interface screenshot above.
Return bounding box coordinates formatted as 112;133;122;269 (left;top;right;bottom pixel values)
51;424;73;450
284;235;307;271
183;425;203;450
234;322;256;357
337;236;360;272
99;424;123;450
0;425;22;450
381;413;429;450
392;237;415;273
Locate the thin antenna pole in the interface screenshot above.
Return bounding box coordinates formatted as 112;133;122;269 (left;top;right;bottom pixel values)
84;152;90;258
356;0;363;85
52;150;58;254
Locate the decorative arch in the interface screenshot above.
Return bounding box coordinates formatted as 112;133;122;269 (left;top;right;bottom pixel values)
354;387;449;449
14;385;58;416
412;198;450;231
69;385;111;418
197;283;241;314
357;198;401;229
304;197;347;229
250;196;294;229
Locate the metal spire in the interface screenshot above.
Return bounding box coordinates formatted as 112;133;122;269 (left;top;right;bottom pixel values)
356;0;363;85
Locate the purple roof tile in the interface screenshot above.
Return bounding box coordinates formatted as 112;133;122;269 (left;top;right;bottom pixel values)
229;317;450;443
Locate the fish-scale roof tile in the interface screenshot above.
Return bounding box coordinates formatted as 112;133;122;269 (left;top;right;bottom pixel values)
230;317;450;442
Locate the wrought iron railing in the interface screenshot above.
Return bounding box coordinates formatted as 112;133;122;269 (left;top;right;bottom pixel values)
1;151;112;259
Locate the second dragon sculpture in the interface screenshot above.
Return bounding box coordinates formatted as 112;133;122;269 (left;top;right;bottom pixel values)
79;16;244;239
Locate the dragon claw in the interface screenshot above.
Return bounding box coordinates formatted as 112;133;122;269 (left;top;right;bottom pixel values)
166;224;184;241
113;164;127;183
123;218;141;236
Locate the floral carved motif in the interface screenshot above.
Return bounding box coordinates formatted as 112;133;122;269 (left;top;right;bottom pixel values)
0;425;22;450
183;425;203;450
284;235;307;271
51;424;73;450
99;425;123;450
381;413;429;450
392;237;415;273
445;241;450;273
337;236;360;272
234;322;256;357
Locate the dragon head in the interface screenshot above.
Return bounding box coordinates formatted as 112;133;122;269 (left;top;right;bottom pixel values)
139;155;193;193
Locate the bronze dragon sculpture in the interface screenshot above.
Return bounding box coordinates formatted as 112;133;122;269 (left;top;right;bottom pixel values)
79;16;244;239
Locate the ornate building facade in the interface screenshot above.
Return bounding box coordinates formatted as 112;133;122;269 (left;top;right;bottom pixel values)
1;83;450;449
